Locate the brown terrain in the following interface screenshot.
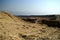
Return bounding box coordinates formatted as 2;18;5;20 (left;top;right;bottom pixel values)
0;11;60;40
17;15;60;27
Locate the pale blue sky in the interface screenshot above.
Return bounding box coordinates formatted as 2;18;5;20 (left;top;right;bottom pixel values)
0;0;60;15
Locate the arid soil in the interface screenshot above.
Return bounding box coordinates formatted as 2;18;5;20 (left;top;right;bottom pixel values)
0;12;60;40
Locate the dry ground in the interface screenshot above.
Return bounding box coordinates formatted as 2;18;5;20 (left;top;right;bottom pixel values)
0;12;60;40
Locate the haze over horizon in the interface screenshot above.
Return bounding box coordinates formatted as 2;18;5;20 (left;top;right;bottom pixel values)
0;0;60;15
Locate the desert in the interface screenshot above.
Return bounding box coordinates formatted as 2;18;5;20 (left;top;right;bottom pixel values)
0;11;60;40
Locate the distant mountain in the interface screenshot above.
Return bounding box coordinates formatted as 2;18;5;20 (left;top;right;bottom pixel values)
16;15;56;17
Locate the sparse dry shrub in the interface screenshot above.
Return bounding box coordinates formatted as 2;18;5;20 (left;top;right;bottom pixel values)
57;35;60;40
23;25;25;27
24;37;35;40
37;37;50;40
32;26;36;28
16;27;19;30
18;33;26;38
26;27;29;29
18;33;36;40
39;30;46;33
0;34;7;40
28;25;31;27
3;32;6;34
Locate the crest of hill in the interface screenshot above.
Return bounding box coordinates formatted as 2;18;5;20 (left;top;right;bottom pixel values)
0;11;26;24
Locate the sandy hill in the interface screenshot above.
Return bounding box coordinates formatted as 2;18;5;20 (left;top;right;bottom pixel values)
0;12;60;40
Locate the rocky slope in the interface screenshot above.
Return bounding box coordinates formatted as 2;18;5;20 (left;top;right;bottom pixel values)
0;12;60;40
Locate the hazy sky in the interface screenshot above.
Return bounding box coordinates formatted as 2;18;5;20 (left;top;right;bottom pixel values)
0;0;60;15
